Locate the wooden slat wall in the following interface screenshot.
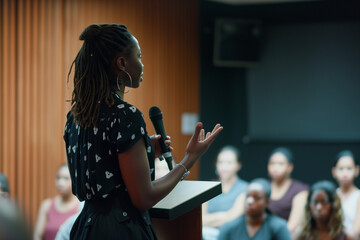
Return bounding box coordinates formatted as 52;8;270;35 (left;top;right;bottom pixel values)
0;0;199;228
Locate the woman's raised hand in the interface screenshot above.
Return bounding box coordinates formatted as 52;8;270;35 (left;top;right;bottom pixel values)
184;122;223;169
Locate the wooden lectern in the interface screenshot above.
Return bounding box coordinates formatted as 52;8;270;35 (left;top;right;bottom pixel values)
150;180;222;240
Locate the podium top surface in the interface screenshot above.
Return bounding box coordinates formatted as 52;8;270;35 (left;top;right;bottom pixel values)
150;180;221;220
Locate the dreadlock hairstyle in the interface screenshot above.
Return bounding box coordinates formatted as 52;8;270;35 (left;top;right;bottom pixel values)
68;24;134;128
299;180;343;240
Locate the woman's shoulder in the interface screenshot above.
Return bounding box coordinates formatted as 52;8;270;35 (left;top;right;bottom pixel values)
267;214;291;237
221;215;246;231
39;198;53;213
267;214;288;225
233;178;248;193
291;179;310;192
103;94;143;119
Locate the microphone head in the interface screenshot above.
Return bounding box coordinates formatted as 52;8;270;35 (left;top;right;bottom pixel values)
149;106;163;121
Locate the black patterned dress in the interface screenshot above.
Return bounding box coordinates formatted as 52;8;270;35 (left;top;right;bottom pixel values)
64;92;157;240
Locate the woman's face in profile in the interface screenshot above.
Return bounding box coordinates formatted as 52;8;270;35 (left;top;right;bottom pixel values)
216;150;240;181
56;166;72;195
245;183;267;217
124;36;144;88
268;153;292;181
310;189;332;223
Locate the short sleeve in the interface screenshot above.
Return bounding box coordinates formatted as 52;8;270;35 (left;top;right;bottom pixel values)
109;103;147;154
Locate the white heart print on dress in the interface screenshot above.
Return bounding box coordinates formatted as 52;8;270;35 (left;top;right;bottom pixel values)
140;127;145;135
97;184;102;191
117;132;122;140
95;154;101;162
94;127;98;135
117;104;125;109
105;171;114;179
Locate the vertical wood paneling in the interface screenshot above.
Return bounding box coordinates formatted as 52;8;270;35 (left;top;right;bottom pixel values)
1;0;200;230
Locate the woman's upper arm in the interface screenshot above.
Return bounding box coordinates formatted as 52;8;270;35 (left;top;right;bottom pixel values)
33;199;51;240
118;137;153;211
352;194;360;234
288;190;308;233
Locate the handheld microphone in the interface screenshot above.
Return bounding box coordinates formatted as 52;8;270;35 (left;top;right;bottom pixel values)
149;106;173;171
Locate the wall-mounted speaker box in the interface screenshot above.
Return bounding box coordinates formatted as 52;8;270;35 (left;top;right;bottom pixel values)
213;19;262;68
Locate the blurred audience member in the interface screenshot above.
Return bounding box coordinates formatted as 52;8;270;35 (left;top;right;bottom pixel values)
34;164;81;240
202;146;248;240
54;202;84;240
218;178;291;240
332;150;360;238
294;180;356;240
0;197;31;240
0;173;10;198
267;147;309;234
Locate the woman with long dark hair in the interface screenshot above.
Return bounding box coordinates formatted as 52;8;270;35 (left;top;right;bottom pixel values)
294;180;356;240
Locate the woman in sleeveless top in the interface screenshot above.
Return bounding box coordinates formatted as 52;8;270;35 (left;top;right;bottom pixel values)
202;146;248;240
332;150;360;238
294;180;356;240
267;147;309;234
34;164;81;240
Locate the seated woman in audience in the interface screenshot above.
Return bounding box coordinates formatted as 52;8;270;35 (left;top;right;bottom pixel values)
332;150;360;238
267;147;309;234
202;146;248;240
34;164;81;240
294;180;356;240
218;178;291;240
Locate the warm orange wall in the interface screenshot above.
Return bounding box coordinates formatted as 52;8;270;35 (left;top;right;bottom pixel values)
0;0;199;227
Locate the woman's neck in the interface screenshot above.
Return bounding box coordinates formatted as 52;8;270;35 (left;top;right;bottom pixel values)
339;183;357;195
273;176;291;187
315;220;329;232
115;89;125;99
60;194;75;203
247;212;266;226
221;175;238;193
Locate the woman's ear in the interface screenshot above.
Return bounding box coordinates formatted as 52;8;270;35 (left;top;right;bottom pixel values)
331;167;337;179
236;162;242;172
116;56;126;70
